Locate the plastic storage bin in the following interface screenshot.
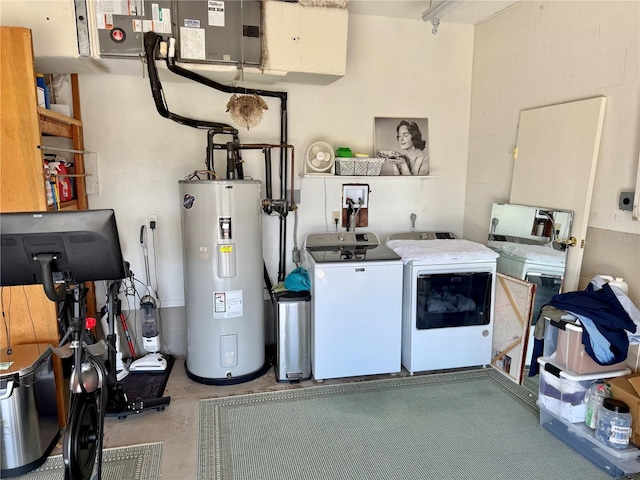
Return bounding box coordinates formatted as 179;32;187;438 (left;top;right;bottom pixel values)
537;356;630;423
539;405;640;477
543;317;628;375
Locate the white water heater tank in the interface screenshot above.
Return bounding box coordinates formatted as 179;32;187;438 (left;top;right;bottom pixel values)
179;179;266;384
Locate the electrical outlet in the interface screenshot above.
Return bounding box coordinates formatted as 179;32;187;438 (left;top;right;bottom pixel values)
332;211;341;223
148;214;158;229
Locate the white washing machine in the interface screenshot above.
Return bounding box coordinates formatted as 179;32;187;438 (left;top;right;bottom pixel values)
387;233;499;374
303;232;403;381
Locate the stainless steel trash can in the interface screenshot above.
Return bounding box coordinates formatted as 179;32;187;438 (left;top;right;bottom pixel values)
1;343;60;478
275;291;311;382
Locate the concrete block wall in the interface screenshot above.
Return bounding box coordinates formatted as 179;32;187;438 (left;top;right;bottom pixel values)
464;0;639;303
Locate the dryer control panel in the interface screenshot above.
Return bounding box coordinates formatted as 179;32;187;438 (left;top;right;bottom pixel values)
387;231;458;241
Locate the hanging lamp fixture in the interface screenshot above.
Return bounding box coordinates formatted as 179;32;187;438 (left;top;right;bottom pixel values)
421;0;461;35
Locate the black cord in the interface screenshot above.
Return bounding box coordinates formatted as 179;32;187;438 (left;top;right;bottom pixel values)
148;229;173;356
1;287;12;355
151;228;160;303
22;286;40;349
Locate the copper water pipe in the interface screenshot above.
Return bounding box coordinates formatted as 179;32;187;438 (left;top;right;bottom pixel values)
233;143;296;210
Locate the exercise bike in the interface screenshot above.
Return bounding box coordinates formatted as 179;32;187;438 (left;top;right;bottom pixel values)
0;209;130;480
53;277;128;480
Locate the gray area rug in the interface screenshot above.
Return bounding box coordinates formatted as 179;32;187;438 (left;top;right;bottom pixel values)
13;442;162;480
198;369;638;480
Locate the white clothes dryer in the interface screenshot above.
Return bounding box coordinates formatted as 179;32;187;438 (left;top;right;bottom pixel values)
387;233;499;374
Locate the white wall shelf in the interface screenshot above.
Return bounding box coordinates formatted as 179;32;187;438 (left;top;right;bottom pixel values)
300;175;440;180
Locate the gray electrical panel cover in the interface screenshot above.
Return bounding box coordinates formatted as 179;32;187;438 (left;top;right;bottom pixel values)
175;0;261;66
96;0;173;57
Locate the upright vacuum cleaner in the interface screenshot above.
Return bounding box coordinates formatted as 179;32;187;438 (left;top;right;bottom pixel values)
129;225;167;371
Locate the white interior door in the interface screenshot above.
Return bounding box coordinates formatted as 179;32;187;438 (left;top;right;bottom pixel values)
510;97;606;292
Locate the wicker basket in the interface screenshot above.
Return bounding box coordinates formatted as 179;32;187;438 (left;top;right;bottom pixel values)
335;158;384;176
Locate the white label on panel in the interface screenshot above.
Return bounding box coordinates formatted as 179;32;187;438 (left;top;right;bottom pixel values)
96;14;114;29
225;290;243;317
214;292;226;314
96;14;107;29
213;290;243;318
157;8;172;33
133;19;143;32
208;1;225;27
180;27;206;60
184;18;200;28
129;0;143;16
96;0;134;15
96;0;115;14
152;5;172;33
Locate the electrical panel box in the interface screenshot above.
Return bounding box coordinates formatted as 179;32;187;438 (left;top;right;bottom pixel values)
96;0;173;57
93;0;261;65
175;0;261;65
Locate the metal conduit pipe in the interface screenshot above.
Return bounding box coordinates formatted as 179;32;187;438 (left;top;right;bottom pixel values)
264;148;273;202
143;31;291;283
143;33;237;133
212;142;296;282
214;143;296;210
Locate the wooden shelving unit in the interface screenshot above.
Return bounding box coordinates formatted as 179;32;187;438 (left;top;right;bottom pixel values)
39;75;89;212
1;27;92;426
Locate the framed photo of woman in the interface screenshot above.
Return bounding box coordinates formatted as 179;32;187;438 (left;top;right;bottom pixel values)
374;117;429;176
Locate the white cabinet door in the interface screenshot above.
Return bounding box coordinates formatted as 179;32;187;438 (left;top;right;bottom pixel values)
263;1;348;82
510;97;606;292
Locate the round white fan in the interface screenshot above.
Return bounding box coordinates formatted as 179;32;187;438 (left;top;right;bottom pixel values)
305;141;335;174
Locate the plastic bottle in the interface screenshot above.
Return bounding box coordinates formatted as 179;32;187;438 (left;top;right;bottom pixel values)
36;73;50;109
584;381;611;429
599;275;629;294
595;398;632;449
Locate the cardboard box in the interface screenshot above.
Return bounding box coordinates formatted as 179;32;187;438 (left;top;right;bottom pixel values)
607;373;640;446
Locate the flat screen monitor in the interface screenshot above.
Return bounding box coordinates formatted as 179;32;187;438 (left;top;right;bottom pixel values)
1;209;127;290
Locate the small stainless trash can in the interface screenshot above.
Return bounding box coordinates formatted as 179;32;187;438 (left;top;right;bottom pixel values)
1;343;60;478
275;291;311;382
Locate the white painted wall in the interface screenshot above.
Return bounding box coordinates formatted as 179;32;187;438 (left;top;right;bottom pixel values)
79;14;475;353
464;0;639;242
